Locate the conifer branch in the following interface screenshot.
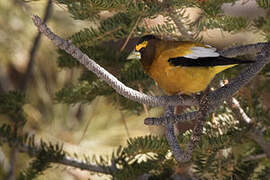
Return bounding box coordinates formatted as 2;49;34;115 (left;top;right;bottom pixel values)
168;9;193;41
59;156;113;174
31;14;197;107
1;136;114;175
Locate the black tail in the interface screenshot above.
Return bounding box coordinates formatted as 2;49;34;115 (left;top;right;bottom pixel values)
168;56;254;67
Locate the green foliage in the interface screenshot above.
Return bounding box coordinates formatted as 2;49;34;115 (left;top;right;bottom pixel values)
191;101;270;179
197;0;238;16
70;13;144;47
0;123;65;180
254;13;270;41
111;135;177;180
193;15;250;33
55;80;113;104
18;141;65;180
120;59;150;85
58;44;128;69
256;0;270;8
114;94;144;114
57;49;80;68
0;91;26;124
123;135;169;156
253;165;270;179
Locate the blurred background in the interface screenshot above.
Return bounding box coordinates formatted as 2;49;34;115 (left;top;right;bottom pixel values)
0;0;268;179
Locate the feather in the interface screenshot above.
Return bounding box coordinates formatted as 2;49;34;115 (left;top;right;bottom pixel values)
168;56;254;67
184;46;219;59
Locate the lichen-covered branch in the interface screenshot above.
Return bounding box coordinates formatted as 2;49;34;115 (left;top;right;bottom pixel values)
219;42;269;57
144;111;200;126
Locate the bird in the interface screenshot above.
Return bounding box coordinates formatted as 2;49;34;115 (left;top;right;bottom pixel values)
135;34;254;95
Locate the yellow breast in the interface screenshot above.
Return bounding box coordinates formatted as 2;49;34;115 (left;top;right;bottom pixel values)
148;41;234;95
149;60;215;94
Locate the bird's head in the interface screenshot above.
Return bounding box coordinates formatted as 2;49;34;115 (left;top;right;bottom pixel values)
129;34;158;72
135;34;157;54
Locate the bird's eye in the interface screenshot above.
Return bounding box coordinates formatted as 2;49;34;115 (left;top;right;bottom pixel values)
139;47;145;53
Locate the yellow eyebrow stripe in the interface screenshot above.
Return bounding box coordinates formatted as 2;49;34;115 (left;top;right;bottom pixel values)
136;41;148;51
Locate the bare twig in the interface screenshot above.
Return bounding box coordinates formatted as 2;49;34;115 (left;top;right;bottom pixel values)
31;15;197;107
119;16;141;52
20;0;53;91
6;148;17;180
243;153;266;162
120;111;130;138
227;97;253;124
60;156;113;174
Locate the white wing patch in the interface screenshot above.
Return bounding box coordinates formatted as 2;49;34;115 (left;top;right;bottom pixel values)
184;45;220;59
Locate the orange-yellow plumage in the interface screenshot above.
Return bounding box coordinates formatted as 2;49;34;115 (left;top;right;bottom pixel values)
148;41;234;94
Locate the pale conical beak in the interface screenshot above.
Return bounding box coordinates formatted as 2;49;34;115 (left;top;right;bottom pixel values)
127;49;141;60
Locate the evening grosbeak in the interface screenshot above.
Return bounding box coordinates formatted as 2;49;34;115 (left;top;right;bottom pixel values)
135;35;254;95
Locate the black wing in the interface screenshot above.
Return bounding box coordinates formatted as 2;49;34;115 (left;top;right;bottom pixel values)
168;56;254;67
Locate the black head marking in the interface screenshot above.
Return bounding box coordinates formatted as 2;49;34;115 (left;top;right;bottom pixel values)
135;35;158;53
